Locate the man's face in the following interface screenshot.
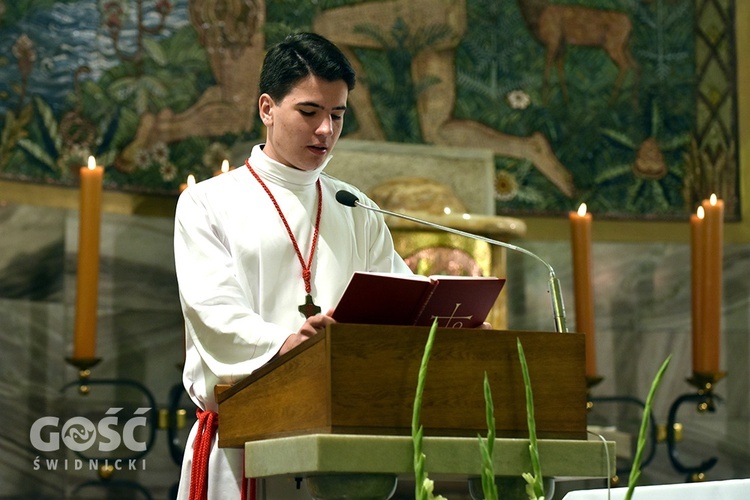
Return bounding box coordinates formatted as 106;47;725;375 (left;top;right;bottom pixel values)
259;75;348;171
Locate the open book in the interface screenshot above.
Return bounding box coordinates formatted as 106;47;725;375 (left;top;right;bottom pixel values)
332;272;505;328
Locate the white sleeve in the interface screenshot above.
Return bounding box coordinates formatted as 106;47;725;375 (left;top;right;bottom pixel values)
174;188;289;385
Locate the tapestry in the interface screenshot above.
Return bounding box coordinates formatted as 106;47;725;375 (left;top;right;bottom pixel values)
0;0;740;219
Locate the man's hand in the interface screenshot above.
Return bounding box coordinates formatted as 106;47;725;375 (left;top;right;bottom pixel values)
278;309;336;356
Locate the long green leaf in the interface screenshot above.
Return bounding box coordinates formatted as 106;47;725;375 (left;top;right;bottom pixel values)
518;338;544;500
143;38;168;67
413;319;439;500
625;355;672;500
601;128;638;149
33;95;62;154
478;371;498;500
17;138;56;170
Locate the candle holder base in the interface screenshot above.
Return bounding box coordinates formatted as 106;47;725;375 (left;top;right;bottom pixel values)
687;371;726;391
65;357;102;395
586;375;604;388
665;370;726;479
687;371;726;412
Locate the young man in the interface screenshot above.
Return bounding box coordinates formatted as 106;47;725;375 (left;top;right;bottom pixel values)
174;32;410;499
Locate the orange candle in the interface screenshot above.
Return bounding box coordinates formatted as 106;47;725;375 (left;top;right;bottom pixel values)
698;194;724;373
72;156;104;359
213;159;230;176
690;206;705;374
570;203;596;378
179;174;196;193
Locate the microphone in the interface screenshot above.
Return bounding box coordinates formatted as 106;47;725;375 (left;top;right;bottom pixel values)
335;189;568;333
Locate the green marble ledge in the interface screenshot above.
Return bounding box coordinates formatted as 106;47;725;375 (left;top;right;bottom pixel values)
244;434;615;481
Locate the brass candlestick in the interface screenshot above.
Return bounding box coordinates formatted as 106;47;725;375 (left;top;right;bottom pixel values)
665;370;726;481
65;357;101;395
587;386;659;473
686;371;727;412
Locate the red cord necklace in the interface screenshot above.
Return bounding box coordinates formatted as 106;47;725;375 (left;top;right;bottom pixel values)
246;159;323;318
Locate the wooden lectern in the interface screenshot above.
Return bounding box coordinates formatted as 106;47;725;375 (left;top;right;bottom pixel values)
217;324;587;447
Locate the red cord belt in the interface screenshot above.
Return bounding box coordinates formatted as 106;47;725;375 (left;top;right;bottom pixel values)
189;409;218;500
189;409;253;500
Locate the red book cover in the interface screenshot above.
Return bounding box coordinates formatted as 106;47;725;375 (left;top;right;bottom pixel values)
332;272;505;328
412;275;505;328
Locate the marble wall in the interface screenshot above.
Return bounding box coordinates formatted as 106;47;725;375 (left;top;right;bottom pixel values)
0;203;187;499
505;239;750;496
0;201;748;499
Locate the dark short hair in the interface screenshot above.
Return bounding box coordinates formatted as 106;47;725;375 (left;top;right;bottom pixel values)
259;32;356;102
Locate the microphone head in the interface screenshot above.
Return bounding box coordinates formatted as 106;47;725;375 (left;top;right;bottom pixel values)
335;190;359;207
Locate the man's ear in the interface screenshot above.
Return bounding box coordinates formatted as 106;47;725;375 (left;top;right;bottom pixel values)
258;94;274;126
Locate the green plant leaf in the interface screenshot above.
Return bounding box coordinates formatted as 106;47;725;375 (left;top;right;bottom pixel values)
478;371;498;500
143;38;168;67
413;319;440;500
33;96;62;154
17;137;56;171
518;338;544;500
625;355;672;500
601;128;638;149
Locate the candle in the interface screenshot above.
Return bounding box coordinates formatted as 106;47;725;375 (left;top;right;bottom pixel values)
698;194;724;373
179;174;196;193
570;203;596;378
72;156;104;359
690;206;705;374
213;159;230;176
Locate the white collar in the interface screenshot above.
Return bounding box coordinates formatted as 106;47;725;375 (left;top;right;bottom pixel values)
246;144;332;188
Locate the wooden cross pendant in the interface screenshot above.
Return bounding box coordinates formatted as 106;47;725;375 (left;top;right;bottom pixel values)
299;294;321;318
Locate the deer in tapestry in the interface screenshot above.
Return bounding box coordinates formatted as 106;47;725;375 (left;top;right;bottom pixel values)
313;0;576;197
516;0;639;106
